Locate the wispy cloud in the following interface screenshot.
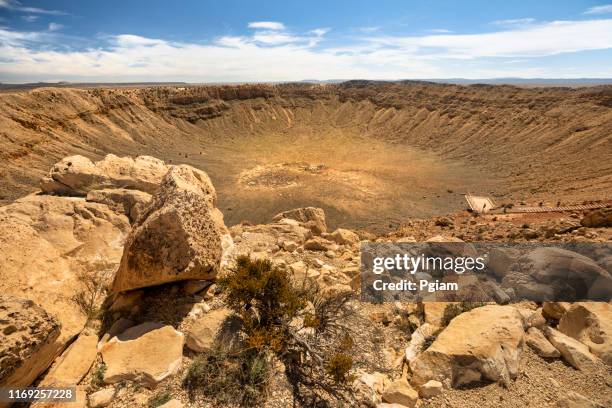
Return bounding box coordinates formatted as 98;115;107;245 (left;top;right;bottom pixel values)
0;0;66;15
21;14;38;22
491;18;536;26
583;5;612;15
427;28;453;33
1;19;612;82
357;26;380;33
247;21;285;30
48;22;63;31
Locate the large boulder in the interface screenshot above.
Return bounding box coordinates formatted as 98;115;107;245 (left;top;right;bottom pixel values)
41;154;168;196
0;194;129;387
100;323;184;388
410;305;524;388
111;165;229;292
0;296;61;390
543;327;599;370
38;330;98;387
272;207;327;234
558;302;612;365
501;248;612;301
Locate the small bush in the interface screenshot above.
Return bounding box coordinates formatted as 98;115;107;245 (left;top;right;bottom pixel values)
148;392;172;408
325;353;354;384
72;260;114;321
89;362;107;391
183;347;271;406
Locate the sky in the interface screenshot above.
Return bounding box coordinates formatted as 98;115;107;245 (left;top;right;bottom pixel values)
1;1;612;82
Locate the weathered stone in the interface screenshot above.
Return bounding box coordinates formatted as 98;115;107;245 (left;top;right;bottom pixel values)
101;323;184;387
88;388;116;408
273;207;327;234
382;380;418;408
405;323;437;364
418;380;443;398
580;208;612;228
556;391;602;408
111;165;229;292
558;302;612;365
543;302;571;320
0;295;61;389
86;188;151;222
543;327;599;370
330;228;360;245
39;331;98;387
526;327;561;358
303;237;335;251
410;305;524;388
40;154;168;196
185;308;232;352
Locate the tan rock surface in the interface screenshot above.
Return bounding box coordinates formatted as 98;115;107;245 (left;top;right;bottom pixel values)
100;323;184;388
382;379;418;408
111;165;228;292
543;327;599;370
39;331;98;386
558;302;612;365
410;305;524;387
185;307;232;352
526;327;561;358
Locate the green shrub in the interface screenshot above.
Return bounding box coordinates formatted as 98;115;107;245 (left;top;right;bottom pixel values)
148;392;172;408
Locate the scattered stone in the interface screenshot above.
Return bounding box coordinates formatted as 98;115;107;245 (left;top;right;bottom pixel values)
543;327;599;370
273;207;327;234
410;305;524;387
382;379;418;408
100;323;184;387
330;228;360;245
303;237;335;251
185;308;231;352
580;208;612;228
88;388;116;408
111;165;229;292
39;330;98;387
418;380;443;398
526;327;561;358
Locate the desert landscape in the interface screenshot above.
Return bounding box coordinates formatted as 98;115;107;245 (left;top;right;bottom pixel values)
0;80;611;408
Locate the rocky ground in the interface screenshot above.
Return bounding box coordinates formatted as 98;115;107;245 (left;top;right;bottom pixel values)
0;154;610;408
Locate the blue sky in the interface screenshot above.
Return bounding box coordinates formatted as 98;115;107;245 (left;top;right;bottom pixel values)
1;0;612;82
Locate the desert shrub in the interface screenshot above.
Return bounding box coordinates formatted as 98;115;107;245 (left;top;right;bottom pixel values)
72;260;114;321
183;347;271;406
148;391;172;408
89;362;107;391
217;255;357;405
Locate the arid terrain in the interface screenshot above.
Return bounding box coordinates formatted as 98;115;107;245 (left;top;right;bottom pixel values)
1;82;610;231
0;82;611;408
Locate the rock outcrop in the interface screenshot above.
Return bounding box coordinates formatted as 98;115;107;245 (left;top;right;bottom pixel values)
100;322;184;387
86;188;151;222
111;165;229;292
272;207;327;234
543;327;599;370
40;154;168;196
558;302;612;365
0;296;61;391
410;305;525;387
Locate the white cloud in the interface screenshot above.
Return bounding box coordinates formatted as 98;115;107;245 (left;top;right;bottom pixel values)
0;0;66;15
48;22;63;31
1;19;612;82
491;18;536;26
427;28;453;33
584;5;612;15
247;21;285;30
22;15;38;22
357;26;380;33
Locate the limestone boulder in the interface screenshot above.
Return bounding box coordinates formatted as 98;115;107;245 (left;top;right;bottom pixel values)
185;308;232;352
111;165;229;292
86;188;151;222
543;302;571;320
418;380;443;398
100;323;184;388
526;327;561;358
88;388;116;408
38;331;98;386
41;154;168;196
543;327;599;370
410;305;524;388
330;228;360;245
0;296;61;390
382;380;418;408
273;207;327;234
558;302;612;365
